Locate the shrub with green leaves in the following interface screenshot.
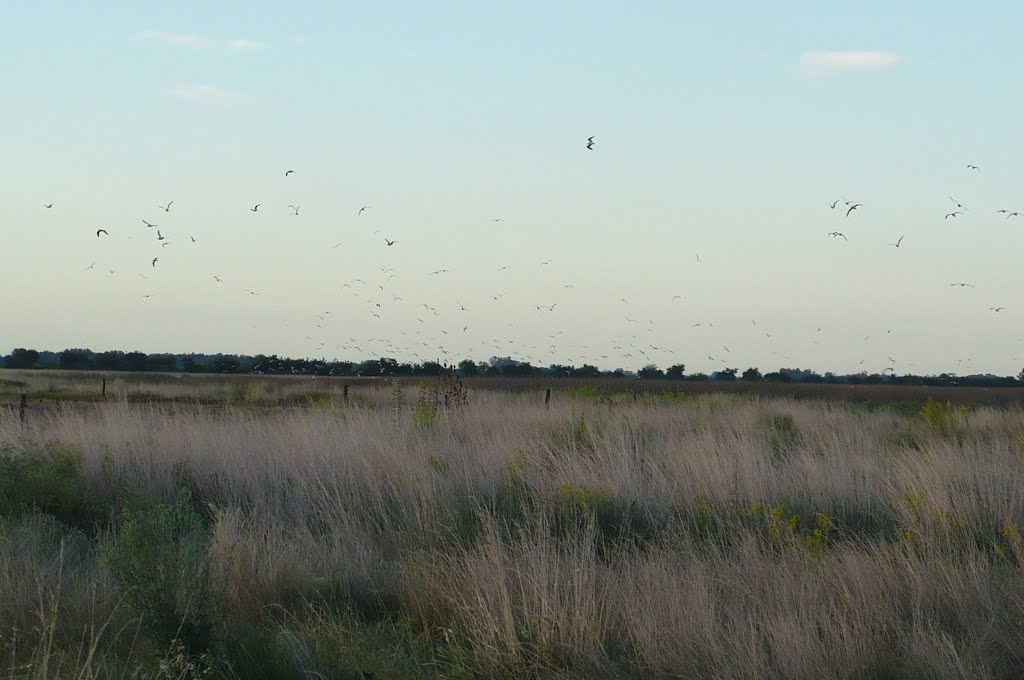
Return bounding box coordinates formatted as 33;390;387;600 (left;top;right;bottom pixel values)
0;443;103;532
103;489;215;653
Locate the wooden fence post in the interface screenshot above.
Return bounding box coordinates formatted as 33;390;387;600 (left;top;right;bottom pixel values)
102;378;107;399
544;388;551;409
19;394;27;424
343;384;350;405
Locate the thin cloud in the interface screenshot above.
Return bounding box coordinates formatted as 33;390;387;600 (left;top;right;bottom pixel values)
163;84;246;103
139;30;264;51
800;51;900;76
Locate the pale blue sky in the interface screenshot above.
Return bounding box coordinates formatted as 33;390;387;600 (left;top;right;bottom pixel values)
3;2;1023;374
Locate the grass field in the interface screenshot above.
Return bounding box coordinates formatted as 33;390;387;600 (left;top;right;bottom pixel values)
3;370;1024;678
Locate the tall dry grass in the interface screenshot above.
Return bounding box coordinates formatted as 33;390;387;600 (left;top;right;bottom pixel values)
2;383;1024;677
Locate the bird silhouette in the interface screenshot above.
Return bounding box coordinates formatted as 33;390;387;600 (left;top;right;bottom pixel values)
385;239;397;246
586;136;595;150
829;199;840;209
967;164;980;172
889;235;904;248
990;306;1006;312
950;282;974;288
846;203;862;217
43;203;53;209
285;170;295;177
949;195;968;210
151;258;159;268
158;201;174;212
828;231;847;241
142;220;157;228
288;205;300;216
96;229;108;237
945;211;962;220
250;204;261;212
358;206;371;216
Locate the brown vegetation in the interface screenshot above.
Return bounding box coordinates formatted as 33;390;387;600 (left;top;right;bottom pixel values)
2;375;1024;677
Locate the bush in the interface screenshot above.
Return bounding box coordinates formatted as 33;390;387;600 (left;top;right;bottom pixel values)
104;489;215;653
0;443;104;532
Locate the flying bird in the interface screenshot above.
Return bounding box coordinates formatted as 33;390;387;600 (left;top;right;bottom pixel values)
889;235;904;248
828;231;847;241
829;199;841;209
990;306;1006;312
250;204;261;212
96;229;108;237
1007;212;1022;219
288;205;300;216
586;136;595;150
358;206;371;216
156;230;165;240
945;211;962;220
949;195;968;210
285;170;296;177
967;164;980;172
151;258;159;268
385;239;397;246
950;282;974;288
43;203;53;209
142;220;157;228
846;203;862;217
157;201;174;212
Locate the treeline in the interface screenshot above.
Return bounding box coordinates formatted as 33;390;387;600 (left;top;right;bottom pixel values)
3;347;1023;387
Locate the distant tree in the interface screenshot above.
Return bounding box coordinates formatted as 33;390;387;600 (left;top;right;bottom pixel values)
1019;368;1024;384
684;372;708;381
665;364;686;380
59;349;93;370
5;348;39;369
147;354;177;372
95;351;122;371
741;367;762;381
211;357;240;374
181;357;199;373
418;361;442;376
638;364;665;379
458;359;479;376
378;358;399;376
574;364;601;378
123;352;148;372
763;371;791;383
715;367;738;381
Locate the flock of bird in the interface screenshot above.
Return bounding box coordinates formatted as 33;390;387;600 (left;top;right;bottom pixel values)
38;145;1022;376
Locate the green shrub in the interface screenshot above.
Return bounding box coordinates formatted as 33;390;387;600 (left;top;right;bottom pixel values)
760;412;802;458
0;443;104;532
103;489;215;653
920;399;970;444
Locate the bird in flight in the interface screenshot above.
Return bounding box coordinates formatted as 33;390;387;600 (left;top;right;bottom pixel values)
250;204;261;212
828;231;847;241
156;230;166;241
950;282;974;288
696;254;704;263
385;238;397;246
990;306;1006;312
151;257;159;268
142;220;157;228
949;195;968;210
829;199;841;209
889;235;904;248
190;236;197;243
846;203;862;217
1007;212;1022;219
967;164;980;172
288;205;300;216
945;211;962;220
285;169;296;177
358;206;371;216
157;201;173;213
586;136;595;150
213;276;223;283
43;203;53;209
85;261;96;271
96;229;108;237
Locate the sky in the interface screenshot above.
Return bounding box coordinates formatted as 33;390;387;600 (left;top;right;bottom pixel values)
3;2;1023;376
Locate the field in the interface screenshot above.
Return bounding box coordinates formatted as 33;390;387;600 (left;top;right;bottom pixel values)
3;370;1024;678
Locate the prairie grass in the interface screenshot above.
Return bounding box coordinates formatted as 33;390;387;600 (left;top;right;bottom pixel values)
2;378;1024;677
